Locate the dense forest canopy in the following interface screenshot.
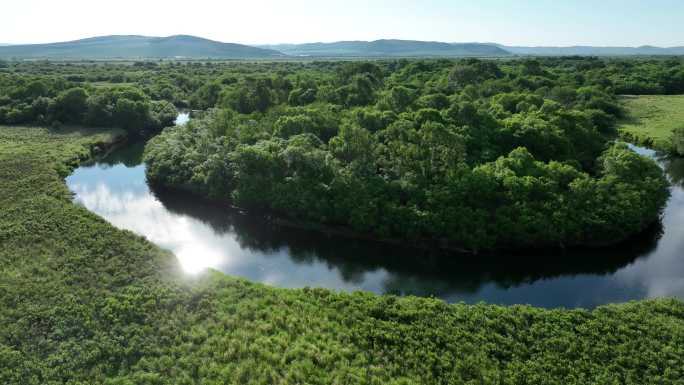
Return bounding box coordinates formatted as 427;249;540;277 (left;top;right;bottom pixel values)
1;58;680;250
139;58;679;250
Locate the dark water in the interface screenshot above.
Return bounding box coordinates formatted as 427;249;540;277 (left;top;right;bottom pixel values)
66;116;684;308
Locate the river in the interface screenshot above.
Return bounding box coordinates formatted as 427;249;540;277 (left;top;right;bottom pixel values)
65;113;684;308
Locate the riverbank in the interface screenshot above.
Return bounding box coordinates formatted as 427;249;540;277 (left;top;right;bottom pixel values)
71;140;681;307
1;125;683;383
618;94;684;153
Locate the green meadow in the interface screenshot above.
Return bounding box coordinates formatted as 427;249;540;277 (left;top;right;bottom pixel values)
619;94;684;152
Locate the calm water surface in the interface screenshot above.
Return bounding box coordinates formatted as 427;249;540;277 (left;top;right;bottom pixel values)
66;114;684;308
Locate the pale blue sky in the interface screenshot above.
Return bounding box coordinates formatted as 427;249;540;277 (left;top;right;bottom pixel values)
1;0;682;46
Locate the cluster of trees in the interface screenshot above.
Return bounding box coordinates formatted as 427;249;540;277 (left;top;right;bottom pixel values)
0;74;176;135
144;58;672;250
0;58;677;248
599;59;684;94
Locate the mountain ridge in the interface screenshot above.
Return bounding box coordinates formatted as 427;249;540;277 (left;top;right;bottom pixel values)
260;39;509;57
491;43;684;56
0;35;284;59
1;35;683;59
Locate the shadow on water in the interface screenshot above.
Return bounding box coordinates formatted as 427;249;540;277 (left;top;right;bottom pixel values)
662;156;684;187
150;182;662;298
98;141;148;168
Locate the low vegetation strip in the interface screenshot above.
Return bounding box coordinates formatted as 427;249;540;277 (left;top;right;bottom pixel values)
619;94;684;154
0;125;683;384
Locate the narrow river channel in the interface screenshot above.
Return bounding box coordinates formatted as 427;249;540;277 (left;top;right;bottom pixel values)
65;114;684;308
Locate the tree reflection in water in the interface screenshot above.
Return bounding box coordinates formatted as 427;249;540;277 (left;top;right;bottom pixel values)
151;185;661;299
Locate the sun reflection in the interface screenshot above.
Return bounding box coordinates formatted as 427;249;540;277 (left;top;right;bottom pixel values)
69;173;232;274
68;167;391;289
174;243;225;274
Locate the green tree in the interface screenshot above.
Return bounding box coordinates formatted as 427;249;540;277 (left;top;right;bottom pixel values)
448;59;502;89
190;82;222;110
113;98;150;133
53;88;89;124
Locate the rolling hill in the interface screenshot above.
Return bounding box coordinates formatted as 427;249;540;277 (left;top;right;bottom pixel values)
3;35;681;59
494;44;684;56
0;35;285;59
261;40;511;57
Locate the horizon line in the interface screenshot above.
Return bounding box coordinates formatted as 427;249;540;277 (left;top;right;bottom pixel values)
1;35;682;49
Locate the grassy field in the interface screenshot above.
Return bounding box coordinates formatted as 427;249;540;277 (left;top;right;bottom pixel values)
618;95;684;152
1;125;683;384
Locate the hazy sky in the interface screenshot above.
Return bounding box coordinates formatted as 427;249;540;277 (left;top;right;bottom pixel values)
2;0;683;46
